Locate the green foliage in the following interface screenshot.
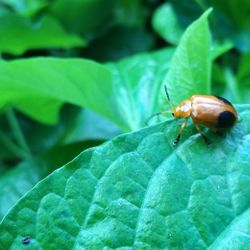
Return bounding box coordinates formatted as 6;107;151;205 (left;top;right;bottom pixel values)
0;49;173;131
49;0;114;38
0;14;85;55
0;105;250;249
0;58;120;126
152;3;184;45
1;1;250;249
162;9;211;106
168;0;250;53
107;48;174;130
237;53;250;103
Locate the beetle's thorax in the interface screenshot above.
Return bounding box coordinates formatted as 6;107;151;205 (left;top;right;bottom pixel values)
173;100;192;118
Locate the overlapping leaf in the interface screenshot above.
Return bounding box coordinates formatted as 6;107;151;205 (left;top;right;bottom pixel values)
0;8;211;131
0;48;173;131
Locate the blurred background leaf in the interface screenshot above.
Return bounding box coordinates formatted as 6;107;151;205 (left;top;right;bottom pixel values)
0;14;85;55
152;2;184;45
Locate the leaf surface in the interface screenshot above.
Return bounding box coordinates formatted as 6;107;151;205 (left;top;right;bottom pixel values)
0;142;97;221
0;57;125;129
0;9;213;131
0;14;85;55
107;48;173;130
0;105;249;250
162;9;212;107
0;48;173;131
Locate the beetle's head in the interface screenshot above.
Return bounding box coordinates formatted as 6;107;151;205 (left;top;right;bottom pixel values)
173;100;192;118
172;107;180;118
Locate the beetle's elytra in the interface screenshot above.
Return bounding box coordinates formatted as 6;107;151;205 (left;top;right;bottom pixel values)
147;86;238;145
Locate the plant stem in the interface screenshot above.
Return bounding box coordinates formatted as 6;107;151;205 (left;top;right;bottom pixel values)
6;108;31;157
0;130;29;159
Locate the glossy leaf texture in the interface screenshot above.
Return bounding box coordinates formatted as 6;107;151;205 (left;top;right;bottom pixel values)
0;48;173;131
0;105;119;221
0;9;213;131
107;48;174;130
0;57;124;128
0;14;85;55
0;161;47;220
0;141;99;220
0;105;249;250
162;9;212;107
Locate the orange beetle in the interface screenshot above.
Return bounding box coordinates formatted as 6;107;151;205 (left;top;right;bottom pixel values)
147;85;238;145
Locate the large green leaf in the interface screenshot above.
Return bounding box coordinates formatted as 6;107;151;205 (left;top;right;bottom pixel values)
0;14;85;55
0;9;213;131
0;48;173;131
162;9;212;107
0;161;47;220
0;57;126;129
0;105;249;249
0;105;119;221
0;141;100;221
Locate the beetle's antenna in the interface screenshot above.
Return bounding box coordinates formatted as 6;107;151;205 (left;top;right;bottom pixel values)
145;85;175;126
145;111;171;126
164;85;174;111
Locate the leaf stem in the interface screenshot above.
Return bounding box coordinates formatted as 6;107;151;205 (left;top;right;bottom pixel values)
6;108;31;157
0;130;29;159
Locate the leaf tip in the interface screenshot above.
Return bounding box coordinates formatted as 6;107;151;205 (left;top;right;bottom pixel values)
202;7;213;18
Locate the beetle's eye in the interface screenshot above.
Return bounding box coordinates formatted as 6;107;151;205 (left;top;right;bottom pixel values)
171;112;174;116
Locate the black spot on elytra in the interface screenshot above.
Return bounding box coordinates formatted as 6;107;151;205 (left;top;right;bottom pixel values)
215;96;232;106
217;111;236;128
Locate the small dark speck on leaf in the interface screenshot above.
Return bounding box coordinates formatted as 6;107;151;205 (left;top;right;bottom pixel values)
22;236;30;245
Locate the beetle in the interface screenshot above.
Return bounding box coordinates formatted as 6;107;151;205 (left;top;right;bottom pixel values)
147;85;238;145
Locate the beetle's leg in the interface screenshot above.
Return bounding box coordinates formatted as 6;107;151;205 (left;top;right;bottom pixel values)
173;118;188;145
194;123;211;145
